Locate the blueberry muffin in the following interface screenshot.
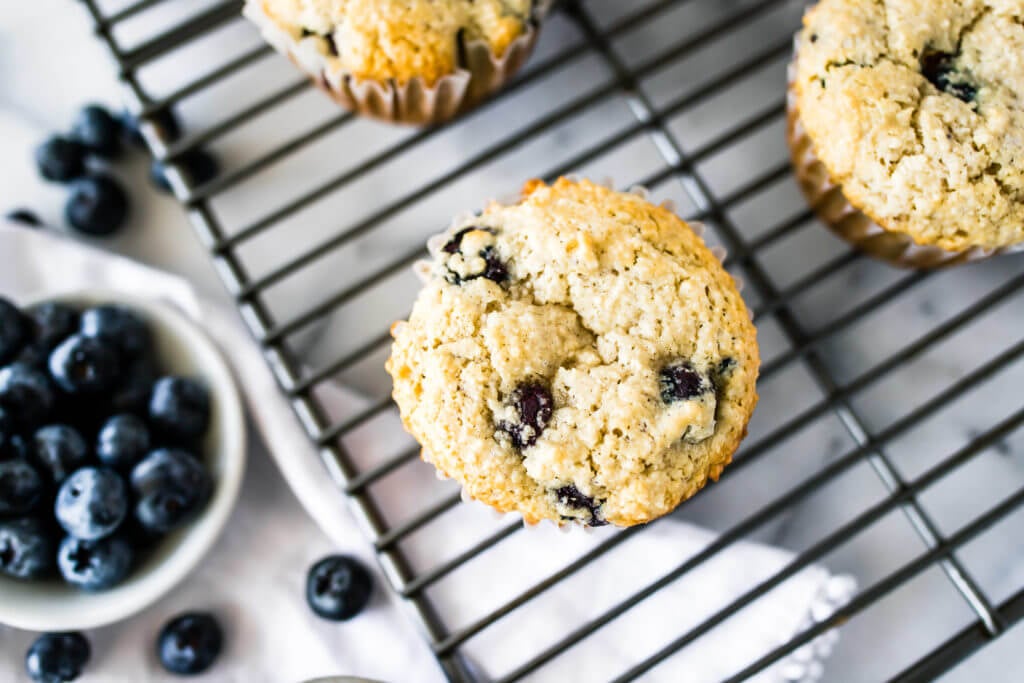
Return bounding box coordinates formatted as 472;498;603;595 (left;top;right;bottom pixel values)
386;178;759;527
788;0;1024;268
244;0;551;125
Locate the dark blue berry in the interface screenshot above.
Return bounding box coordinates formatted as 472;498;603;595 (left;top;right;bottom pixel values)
0;296;30;364
306;555;374;621
0;406;14;459
151;149;220;193
79;305;151;360
13;342;51;370
35;136;87;183
148;377;210;443
921;51;977;104
58;535;133;591
659;362;712;403
71;104;122;159
64;175;129;236
0;460;44;515
25;632;90;683
497;382;553;450
109;356;158;415
442;227;508;284
5;208;42;227
121;108;181;148
4;434;31;462
49;334;120;395
0;517;54;579
555;485;607;527
157;612;223;675
130;449;211;534
0;363;56;427
96;415;150;469
28;303;80;351
55;467;127;541
33;425;89;485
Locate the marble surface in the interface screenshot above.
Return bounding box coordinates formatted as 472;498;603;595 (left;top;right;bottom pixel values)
2;0;1024;680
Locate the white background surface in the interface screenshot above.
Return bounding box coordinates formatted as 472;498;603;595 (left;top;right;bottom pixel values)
2;0;1024;681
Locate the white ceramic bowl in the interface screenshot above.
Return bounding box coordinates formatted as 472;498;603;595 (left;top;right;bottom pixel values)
0;289;246;631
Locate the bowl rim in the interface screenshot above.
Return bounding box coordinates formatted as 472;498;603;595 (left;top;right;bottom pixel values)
0;288;247;631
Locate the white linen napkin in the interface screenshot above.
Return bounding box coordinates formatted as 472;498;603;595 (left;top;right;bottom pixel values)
0;225;855;682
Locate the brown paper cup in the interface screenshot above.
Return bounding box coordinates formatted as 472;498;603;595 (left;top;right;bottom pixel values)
785;58;1022;269
245;1;552;126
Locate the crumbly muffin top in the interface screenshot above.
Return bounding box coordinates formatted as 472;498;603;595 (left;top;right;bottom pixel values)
387;178;759;527
793;0;1024;251
259;0;533;85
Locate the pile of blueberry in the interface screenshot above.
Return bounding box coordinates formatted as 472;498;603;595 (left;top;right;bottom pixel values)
6;103;218;236
0;295;215;592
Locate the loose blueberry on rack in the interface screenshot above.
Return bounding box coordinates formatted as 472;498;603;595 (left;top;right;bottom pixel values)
157;612;223;675
80;304;151;360
5;208;42;227
306;555;374;621
921;50;977;104
28;303;80;351
130;449;212;534
151;149;220;193
659;362;713;403
0;518;54;579
555;485;607;527
35;136;87;183
121;107;181;148
0;297;30;364
0;459;44;515
55;467;128;541
442;226;509;284
49;334;120;395
96;415;150;469
33;425;89;485
497;382;553;450
0;363;56;428
64;174;129;236
149;377;211;443
58;535;133;591
71;104;122;159
25;632;91;683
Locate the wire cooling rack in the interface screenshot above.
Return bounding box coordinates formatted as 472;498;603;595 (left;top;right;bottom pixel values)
78;0;1024;679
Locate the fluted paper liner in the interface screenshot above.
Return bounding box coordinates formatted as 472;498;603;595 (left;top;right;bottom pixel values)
786;54;1023;269
245;0;554;126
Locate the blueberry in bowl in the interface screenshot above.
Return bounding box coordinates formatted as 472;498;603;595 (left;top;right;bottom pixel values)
0;290;245;632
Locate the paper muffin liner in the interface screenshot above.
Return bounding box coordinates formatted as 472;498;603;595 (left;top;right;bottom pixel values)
785;54;1023;269
244;1;554;126
400;178;746;529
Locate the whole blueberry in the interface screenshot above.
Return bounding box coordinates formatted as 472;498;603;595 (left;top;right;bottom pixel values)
659;362;712;403
0;517;54;579
496;382;553;450
33;425;89;484
151;149;219;193
109;356;158;415
0;405;14;459
0;296;30;364
55;467;127;541
5;208;42;227
64;175;129;237
71;104;122;159
131;449;211;534
80;305;151;360
35;136;87;183
49;334;120;395
157;612;223;675
28;303;80;351
121;108;181;148
0;460;44;515
149;377;210;443
0;363;56;427
305;555;374;621
4;434;31;462
25;632;90;683
58;535;133;591
96;415;150;469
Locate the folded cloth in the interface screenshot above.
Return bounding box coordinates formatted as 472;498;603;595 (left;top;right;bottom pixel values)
0;225;855;682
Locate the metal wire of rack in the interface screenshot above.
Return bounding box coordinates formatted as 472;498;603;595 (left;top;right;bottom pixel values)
77;0;1024;679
